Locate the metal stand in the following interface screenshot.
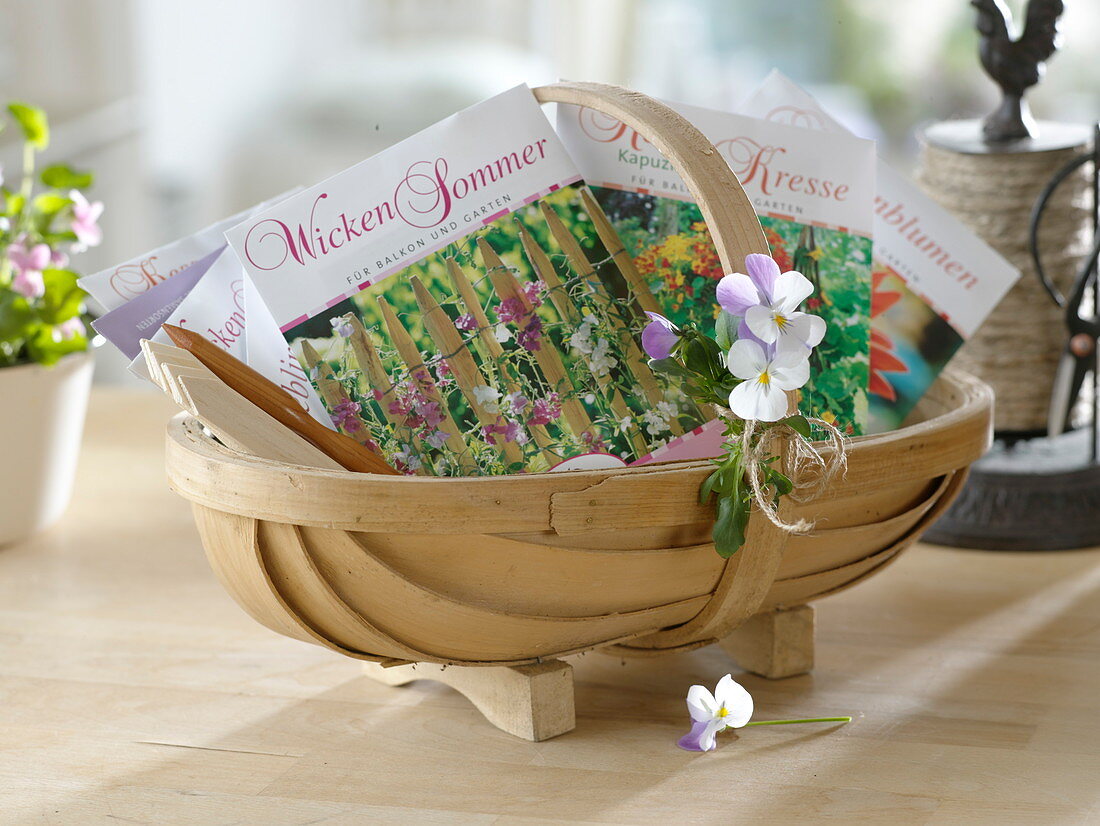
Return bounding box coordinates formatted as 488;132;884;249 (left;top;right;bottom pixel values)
928;123;1100;551
924;429;1100;550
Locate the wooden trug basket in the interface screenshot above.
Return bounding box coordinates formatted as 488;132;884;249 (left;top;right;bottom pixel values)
166;83;993;741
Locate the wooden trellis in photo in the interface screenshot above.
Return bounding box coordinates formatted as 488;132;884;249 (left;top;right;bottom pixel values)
298;187;696;475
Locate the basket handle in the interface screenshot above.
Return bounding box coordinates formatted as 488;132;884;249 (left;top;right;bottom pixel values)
533;83;790;644
532;81;770;273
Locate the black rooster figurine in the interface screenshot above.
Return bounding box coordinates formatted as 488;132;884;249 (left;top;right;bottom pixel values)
971;0;1065;142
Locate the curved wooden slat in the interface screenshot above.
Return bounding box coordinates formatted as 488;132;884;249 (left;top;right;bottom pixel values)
164;369;991;535
778;474;953;579
499;521;712;551
532;82;769;273
257;520;426;662
761;469;969;609
609;507;785;650
193;506;396;662
357;531;723;617
296;525;711;662
788;476;939;530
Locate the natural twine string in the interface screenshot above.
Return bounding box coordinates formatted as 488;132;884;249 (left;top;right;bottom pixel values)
915;139;1092;432
726;413;849;536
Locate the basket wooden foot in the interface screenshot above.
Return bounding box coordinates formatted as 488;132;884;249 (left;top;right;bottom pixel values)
719;604;814;679
363;660;575;742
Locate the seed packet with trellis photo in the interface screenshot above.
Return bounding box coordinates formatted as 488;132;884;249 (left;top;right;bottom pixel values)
227;85;707;476
557;94;875;454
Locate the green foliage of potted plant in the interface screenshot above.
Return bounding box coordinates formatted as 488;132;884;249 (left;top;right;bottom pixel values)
0;101;102;545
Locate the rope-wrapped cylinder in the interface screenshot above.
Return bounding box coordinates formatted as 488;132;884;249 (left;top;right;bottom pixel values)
916;126;1092;433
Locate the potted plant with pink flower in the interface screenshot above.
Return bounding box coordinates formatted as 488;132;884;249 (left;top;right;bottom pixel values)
0;102;103;545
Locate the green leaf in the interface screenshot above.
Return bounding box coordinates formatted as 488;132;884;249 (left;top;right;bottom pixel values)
699;468;721;504
768;468;793;498
0;291;37;341
682;336;721;379
696;332;724;366
714;310;739;351
4;191;26;216
8;102;49;150
33;192;72;218
648;357;691;379
25;324;87;366
40;163;93;190
38;269;85;324
42;229;78;245
782;414;812;440
712;493;749;558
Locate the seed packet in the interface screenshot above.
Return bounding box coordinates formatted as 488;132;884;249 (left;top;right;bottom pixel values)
738;71;1019;432
122;248;331;424
227;85;708;475
79;190;297;312
556;96;876;438
241;275;332;424
126;247;247;371
91;247;222;360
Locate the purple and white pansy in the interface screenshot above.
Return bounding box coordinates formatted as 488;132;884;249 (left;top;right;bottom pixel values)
641;253;827;423
678;674;754;752
640;311;679;361
678;674;852;752
716;253;825;351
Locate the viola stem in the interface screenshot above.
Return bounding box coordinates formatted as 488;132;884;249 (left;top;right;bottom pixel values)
742;717;851;727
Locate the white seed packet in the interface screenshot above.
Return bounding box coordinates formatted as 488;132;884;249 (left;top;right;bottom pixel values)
738;70;1020;432
80;189;299;313
128;248;330;426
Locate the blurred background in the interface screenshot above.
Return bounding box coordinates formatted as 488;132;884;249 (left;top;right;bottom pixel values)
2;0;1097;384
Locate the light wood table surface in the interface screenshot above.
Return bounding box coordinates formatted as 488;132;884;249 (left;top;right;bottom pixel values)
2;389;1099;825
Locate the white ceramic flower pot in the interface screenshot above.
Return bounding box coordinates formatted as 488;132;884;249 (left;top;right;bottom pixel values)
0;351;93;546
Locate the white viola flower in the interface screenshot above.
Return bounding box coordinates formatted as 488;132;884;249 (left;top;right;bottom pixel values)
569;315;598;355
726;338;810;422
617;415;633;434
569;327;593;354
716;254;825;352
656;400;678;420
642;408;668;436
743;269;826;350
678;674;754;752
472;384;501;414
589;338;616;377
494;324;513;343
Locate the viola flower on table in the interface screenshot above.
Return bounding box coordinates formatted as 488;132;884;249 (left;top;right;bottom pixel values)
678;674;851;752
0;101;101;367
642;252;845;558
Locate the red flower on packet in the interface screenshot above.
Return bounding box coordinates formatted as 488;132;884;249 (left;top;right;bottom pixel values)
868;269;908;401
763;226;793;273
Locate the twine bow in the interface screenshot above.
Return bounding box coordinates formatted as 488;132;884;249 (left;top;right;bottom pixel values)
731;413;848;535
